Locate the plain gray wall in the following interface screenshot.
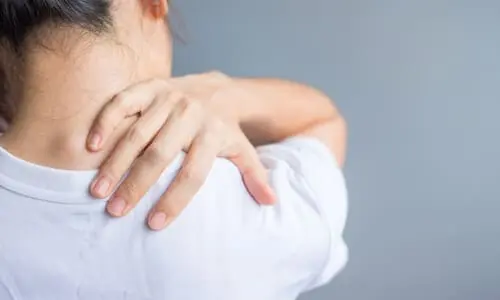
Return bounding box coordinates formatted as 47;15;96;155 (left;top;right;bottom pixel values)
172;1;500;299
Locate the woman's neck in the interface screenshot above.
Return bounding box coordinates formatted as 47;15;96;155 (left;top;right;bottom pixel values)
0;42;169;170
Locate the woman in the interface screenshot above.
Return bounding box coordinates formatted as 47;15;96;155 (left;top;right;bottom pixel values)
0;1;348;299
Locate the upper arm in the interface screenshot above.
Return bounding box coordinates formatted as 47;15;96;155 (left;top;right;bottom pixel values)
256;137;349;292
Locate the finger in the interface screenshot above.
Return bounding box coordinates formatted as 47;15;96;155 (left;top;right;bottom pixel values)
90;94;179;199
148;132;218;230
228;135;276;205
106;99;201;217
87;79;168;151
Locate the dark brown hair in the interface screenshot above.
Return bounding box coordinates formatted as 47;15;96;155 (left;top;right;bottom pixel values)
0;1;180;130
0;0;114;129
1;0;112;51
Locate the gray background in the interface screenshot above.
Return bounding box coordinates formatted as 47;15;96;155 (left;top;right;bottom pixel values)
172;1;500;299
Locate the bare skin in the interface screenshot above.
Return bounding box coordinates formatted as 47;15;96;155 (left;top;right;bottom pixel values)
0;0;347;231
86;73;346;229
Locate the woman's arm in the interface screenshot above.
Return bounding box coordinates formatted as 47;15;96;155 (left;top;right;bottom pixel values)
88;72;347;229
211;76;347;165
167;72;346;164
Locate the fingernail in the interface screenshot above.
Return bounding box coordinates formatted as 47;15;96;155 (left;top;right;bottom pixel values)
88;133;101;151
149;212;167;230
92;177;111;198
260;189;276;206
266;189;277;205
107;197;127;217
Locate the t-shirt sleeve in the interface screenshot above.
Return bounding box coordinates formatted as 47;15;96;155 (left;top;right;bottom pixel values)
257;136;348;291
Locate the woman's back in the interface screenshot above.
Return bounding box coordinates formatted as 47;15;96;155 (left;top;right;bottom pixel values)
0;138;347;300
0;1;348;298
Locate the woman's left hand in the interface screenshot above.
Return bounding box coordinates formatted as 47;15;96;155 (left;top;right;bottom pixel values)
87;74;276;230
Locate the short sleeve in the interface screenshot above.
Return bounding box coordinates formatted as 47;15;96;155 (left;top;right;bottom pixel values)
257;137;348;290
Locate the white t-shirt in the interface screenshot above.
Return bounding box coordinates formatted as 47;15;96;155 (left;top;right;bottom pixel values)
0;137;348;300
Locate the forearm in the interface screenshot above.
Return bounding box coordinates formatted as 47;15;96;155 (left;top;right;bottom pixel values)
212;77;347;165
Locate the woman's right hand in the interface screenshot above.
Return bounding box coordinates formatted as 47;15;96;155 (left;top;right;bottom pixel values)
87;77;276;230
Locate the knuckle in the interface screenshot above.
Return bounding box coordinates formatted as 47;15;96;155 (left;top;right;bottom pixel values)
126;126;148;145
169;90;185;103
177;96;202;116
179;168;204;187
100;160;124;182
207;70;222;78
208;118;225;132
112;93;130;111
143;144;168;165
119;181;141;202
151;78;167;87
209;70;227;79
201;127;219;143
202;118;225;141
187;102;205;121
101;165;121;182
175;95;191;112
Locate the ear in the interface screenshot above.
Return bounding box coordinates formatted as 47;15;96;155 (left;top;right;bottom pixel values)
148;0;168;19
